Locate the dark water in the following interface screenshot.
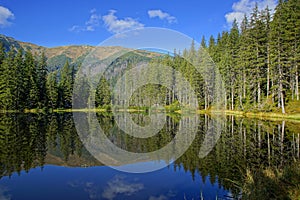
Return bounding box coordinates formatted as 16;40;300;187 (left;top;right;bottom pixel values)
0;113;299;199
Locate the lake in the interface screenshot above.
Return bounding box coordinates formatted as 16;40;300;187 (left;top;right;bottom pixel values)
0;113;299;199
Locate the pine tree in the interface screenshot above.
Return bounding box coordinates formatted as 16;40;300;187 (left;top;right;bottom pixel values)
95;76;111;107
0;50;14;110
270;0;287;113
261;7;272;99
228;19;240;110
201;36;206;48
0;43;5;65
208;35;216;61
284;0;300;101
0;44;5;110
217;31;231;110
46;71;58;109
237;15;251;109
37;52;48;108
24;50;39;109
249;4;266;106
13;49;25;110
58;61;73;108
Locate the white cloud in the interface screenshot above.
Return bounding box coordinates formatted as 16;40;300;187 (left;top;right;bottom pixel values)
102;175;144;200
69;9;101;32
225;0;277;26
148;10;177;24
0;6;14;27
102;10;144;34
67;181;100;200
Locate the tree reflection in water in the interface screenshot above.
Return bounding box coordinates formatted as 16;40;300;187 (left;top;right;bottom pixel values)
0;113;299;198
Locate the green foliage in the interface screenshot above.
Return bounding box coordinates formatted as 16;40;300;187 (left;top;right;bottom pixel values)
0;47;78;111
37;52;48;108
0;49;14;110
95;76;111;107
0;1;299;113
165;100;180;112
0;112;299;198
241;162;300;200
46;71;58;108
24;50;39;109
208;1;300;113
58;61;75;108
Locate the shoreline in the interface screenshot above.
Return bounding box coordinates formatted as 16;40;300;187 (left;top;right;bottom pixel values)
1;108;300;122
205;110;300;122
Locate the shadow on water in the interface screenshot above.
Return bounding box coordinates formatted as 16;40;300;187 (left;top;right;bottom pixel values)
0;112;299;199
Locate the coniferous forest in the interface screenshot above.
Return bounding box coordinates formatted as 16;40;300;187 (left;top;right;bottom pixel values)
0;1;300;199
0;0;299;115
0;46;76;111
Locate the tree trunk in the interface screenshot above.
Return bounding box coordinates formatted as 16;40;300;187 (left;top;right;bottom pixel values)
271;78;275;104
280;121;285;166
296;64;299;100
267;132;270;166
204;86;207;110
224;91;227;110
231;85;234;110
258;123;261;149
243;67;246;99
297;133;299;158
239;86;244;110
244;128;246;158
231;115;234;137
278;63;285;113
280;81;285;114
267;45;270;99
258;81;261;105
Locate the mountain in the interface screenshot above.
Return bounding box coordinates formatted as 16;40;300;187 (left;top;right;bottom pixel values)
45;148;103;167
0;34;161;71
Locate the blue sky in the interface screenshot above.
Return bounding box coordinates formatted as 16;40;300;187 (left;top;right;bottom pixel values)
0;0;277;47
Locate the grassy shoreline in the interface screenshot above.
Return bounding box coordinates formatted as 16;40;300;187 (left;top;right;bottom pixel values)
206;110;300;121
1;108;300;122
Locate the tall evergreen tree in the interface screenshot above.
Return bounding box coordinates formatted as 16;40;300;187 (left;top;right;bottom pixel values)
237;15;251;109
24;50;39;109
58;61;74;108
270;0;287;113
0;43;5;65
13;49;25;110
37;52;48;108
46;71;58;109
0;50;14;110
228;19;240;110
249;4;266;106
95;76;111;107
284;0;300;101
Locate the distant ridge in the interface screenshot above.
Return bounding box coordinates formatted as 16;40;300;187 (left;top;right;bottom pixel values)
0;34;162;71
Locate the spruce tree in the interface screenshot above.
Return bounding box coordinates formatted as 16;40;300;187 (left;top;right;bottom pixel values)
46;71;58;109
24;50;39;109
0;43;5;65
0;50;14;110
37;52;48;108
228;19;240;110
58;61;73;108
95;76;111;107
270;0;287;113
237;15;251;109
13;49;25;110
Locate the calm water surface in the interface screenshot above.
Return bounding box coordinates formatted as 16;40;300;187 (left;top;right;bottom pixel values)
0;113;299;199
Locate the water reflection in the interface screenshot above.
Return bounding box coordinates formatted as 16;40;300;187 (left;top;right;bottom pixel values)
0;113;299;199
